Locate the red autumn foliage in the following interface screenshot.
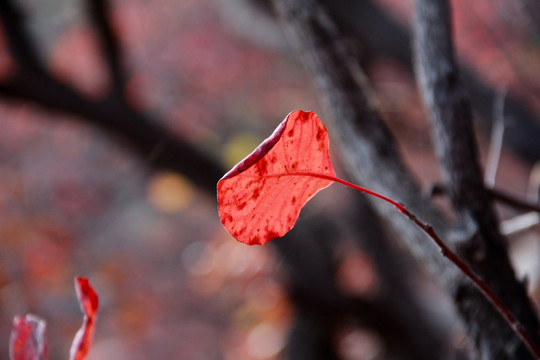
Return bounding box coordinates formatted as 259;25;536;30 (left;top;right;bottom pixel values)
217;110;336;245
9;277;98;360
69;277;99;360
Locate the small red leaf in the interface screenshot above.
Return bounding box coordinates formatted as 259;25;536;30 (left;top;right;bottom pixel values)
217;110;336;245
10;314;48;360
69;277;99;360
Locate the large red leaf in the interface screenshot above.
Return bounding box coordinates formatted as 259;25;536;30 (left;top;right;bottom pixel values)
10;314;48;360
217;110;336;245
69;277;99;360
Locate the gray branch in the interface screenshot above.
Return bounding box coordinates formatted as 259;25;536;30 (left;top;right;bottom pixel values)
273;0;540;358
413;0;540;358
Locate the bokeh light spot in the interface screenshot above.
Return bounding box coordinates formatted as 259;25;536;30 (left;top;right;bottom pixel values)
147;171;193;213
224;132;262;169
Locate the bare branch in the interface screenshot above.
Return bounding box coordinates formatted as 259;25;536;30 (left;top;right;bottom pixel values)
0;70;224;192
491;188;540;214
273;0;540;358
325;0;540;164
485;89;507;187
0;0;44;72
85;0;127;98
413;0;540;357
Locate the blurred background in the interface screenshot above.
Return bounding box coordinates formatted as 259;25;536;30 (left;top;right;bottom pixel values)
0;0;539;359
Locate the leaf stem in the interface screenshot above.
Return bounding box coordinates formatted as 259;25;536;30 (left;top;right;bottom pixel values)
289;172;406;212
294;171;540;359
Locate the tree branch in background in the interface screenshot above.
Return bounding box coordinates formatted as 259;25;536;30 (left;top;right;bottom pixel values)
273;0;540;358
324;0;540;164
0;70;225;192
0;0;224;192
520;0;540;39
0;0;44;72
274;212;459;360
85;0;127;99
412;0;540;358
222;0;540;164
346;195;463;359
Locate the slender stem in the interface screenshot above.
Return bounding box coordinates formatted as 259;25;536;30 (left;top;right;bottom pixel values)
290;171;540;359
490;187;540;213
287;172;406;213
400;209;540;359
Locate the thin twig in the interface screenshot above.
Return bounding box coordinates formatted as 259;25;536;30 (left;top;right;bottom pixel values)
413;0;540;355
430;183;540;214
289;171;540;359
490;188;540;213
274;0;540;357
399;207;540;359
485;89;507;187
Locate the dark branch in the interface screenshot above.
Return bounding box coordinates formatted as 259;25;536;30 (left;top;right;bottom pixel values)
0;71;224;193
490;188;540;213
273;212;457;360
221;0;540;163
272;0;468;357
274;0;540;358
0;0;44;72
412;0;540;358
432;183;540;214
85;0;127;98
325;0;540;164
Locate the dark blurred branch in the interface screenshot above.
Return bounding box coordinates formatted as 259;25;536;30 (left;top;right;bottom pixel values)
273;0;467;357
346;194;461;359
413;0;493;215
413;0;540;358
0;0;44;72
325;0;540;164
86;0;127;98
520;0;540;38
0;70;224;192
0;0;223;192
433;183;540;213
274;214;457;360
490;188;540;213
273;0;540;358
272;0;450;280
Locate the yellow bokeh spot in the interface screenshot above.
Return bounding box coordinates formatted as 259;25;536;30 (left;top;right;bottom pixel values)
223;132;262;169
147;172;193;213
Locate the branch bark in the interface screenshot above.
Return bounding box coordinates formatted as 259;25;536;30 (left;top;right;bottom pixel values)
273;0;540;358
324;0;540;164
413;0;540;358
85;0;127;99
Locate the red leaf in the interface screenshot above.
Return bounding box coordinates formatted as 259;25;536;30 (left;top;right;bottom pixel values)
10;314;48;360
217;110;336;245
69;277;99;360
